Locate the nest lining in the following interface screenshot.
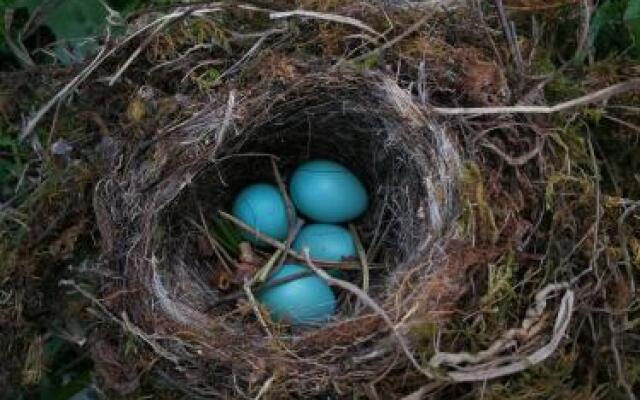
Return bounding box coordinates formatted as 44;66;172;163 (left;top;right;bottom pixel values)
94;72;462;395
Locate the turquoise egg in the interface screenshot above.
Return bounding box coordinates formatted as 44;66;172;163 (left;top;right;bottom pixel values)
257;264;336;325
232;183;290;246
292;224;356;279
289;160;368;223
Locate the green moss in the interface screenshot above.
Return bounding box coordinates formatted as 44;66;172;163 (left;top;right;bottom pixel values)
457;162;497;244
408;321;438;361
480;251;518;320
484;353;580;400
545;74;584;104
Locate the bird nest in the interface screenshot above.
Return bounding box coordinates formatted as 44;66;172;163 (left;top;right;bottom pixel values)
10;1;640;398
92;70;464;396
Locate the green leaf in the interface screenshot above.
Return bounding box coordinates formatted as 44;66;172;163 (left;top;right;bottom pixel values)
212;216;242;255
38;369;91;400
12;0;109;64
589;0;640;59
624;0;640;56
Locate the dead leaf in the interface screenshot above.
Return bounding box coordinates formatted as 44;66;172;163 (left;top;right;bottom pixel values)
456;48;510;106
210;267;233;290
48;219;87;259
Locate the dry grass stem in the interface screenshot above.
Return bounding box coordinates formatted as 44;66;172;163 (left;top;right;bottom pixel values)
432;78;640;115
269;10;383;38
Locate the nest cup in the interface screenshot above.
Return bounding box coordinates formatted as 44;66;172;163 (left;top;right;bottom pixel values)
96;72;461;395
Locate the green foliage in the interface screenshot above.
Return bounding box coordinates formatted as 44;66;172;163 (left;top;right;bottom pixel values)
589;0;640;59
624;0;640;50
11;0;110;65
37;338;92;400
14;335;94;400
480;252;518;316
212;216;242;256
0;128;26;200
1;0;191;66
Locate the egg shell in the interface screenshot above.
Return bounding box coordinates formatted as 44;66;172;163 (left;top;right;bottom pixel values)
258;264;336;325
290;160;368;223
232;183;290;246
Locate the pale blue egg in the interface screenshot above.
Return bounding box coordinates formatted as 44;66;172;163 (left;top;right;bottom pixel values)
292;224;356;279
257;264;336;325
289;160;368;223
232;183;290;246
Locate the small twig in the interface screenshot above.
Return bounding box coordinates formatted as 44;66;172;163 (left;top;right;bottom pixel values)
609;314;637;400
256;271;314;292
180;89;236;145
618;202;640;296
480;135;544;166
21;29;112;140
3;9;35;67
367;221;392;264
493;0;523;73
253;249;283;285
189;209;234;273
431;79;640;115
303;250;439;379
349;223;369;294
270;158;304;271
603;113;640;134
244;280;272;338
586;131;601;278
270;158;297;231
254;374;276;400
218;211;380;270
275;218;304;272
108;11;195;86
345;13;431;65
269;10;383;38
59;279;179;363
214;34;269;83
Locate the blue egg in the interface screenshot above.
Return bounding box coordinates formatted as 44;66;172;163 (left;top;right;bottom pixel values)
257;264;336;325
232;183;290;246
290;160;368;223
292;224;356;279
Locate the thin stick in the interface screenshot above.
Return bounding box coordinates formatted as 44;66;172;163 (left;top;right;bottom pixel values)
243;280;272;338
21;29;112;140
254;374;276;400
4;9;35;67
254;249;282;284
108;11;190;86
275;218;304;273
60;279;179;363
367;221;392;264
108;6;222;86
198;207;234;264
346;13;431;65
493;0;523;73
349;224;369;294
214;34;268;83
430;78;640;115
270;158;302;272
270;158;297;231
218;211;381;270
188;217;233;274
269;10;383;38
303;250;438;379
256;271;314;292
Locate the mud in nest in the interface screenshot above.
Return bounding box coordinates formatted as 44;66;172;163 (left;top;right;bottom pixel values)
93;71;461;396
